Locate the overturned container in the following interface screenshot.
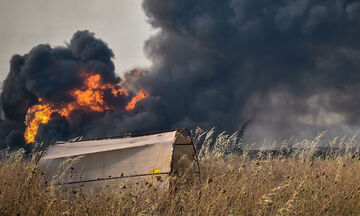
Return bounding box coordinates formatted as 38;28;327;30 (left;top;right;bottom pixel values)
38;129;199;189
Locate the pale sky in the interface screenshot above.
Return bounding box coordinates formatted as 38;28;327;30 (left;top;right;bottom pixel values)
0;0;153;81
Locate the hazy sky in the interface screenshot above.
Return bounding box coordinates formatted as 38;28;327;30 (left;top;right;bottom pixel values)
0;0;152;81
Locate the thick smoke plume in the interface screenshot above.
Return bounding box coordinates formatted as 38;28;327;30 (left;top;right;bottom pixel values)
2;0;360;150
139;0;360;145
0;31;149;150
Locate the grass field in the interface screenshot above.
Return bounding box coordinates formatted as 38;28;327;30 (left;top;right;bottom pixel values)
1;129;360;215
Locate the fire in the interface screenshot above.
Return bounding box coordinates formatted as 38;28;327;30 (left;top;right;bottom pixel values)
24;103;54;144
70;74;128;112
125;89;149;111
24;73;149;144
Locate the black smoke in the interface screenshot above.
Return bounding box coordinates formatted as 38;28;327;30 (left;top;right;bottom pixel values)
137;0;360;144
2;1;360;150
0;30;143;150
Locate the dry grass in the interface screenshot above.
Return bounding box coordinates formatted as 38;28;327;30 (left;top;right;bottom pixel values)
1;130;360;215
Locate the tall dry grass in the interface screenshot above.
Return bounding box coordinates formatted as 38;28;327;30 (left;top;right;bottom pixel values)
1;129;360;215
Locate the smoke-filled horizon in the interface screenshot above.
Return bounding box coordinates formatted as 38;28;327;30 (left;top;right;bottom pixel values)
1;0;360;150
139;0;360;144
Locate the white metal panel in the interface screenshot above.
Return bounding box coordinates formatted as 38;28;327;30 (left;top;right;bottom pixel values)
42;131;176;159
39;141;173;184
38;131;176;185
37;130;199;187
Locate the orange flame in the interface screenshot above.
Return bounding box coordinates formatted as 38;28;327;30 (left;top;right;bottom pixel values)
125;89;150;111
24;73;148;144
24;103;54;144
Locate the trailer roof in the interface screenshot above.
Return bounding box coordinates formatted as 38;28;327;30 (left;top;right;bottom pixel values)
42;131;177;160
